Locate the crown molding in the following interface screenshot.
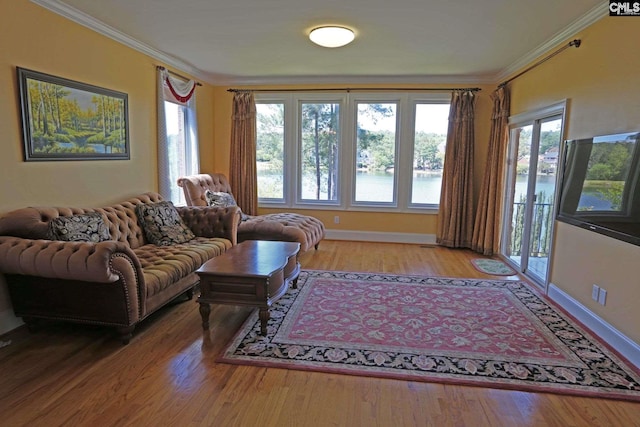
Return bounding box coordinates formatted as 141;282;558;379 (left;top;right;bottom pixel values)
33;0;608;88
493;2;608;83
30;0;213;84
213;73;496;87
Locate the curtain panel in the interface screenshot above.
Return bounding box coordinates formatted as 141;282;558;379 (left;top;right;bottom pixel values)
471;86;511;256
229;91;258;216
156;68;199;204
436;90;476;248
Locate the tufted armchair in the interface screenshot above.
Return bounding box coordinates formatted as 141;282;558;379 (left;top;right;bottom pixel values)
177;173;325;252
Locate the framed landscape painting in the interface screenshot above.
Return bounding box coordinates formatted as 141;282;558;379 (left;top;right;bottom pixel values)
17;67;130;161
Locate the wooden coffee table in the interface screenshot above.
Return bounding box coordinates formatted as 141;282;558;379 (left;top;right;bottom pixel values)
196;240;301;335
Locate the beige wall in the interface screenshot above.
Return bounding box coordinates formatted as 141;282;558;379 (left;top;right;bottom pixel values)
0;0;216;334
509;17;640;344
2;2;638;346
207;84;493;235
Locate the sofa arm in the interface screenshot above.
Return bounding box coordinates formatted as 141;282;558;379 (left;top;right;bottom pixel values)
0;237;142;284
177;206;241;245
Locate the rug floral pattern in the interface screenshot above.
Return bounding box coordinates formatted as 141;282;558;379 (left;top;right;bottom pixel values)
219;270;640;401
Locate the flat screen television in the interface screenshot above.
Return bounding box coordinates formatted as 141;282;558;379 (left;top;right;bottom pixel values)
557;131;640;246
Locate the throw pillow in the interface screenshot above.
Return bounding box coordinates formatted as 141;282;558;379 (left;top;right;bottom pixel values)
135;201;196;246
48;212;111;243
204;190;250;221
204;190;237;208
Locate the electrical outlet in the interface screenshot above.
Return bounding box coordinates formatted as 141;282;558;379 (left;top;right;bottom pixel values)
592;284;600;301
334;215;340;224
598;288;607;305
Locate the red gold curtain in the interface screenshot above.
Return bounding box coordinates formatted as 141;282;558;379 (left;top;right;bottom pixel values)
437;90;476;248
471;86;511;255
229;91;258;216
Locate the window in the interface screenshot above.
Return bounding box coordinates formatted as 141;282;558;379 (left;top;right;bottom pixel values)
411;103;450;205
255;92;450;212
163;100;198;205
157;69;199;205
299;102;341;202
355;102;398;203
256;102;285;200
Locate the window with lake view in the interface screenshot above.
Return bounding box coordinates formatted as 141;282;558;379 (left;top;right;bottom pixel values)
300;102;340;201
355;102;397;203
255;93;450;211
411;103;450;205
256;103;285;200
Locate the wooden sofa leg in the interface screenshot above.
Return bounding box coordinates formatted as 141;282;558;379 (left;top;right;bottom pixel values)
315;243;320;250
117;326;135;345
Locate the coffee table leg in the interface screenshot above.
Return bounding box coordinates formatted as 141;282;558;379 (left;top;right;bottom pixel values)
199;302;211;330
259;308;270;335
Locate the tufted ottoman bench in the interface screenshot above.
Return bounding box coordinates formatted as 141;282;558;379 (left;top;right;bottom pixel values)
178;173;325;252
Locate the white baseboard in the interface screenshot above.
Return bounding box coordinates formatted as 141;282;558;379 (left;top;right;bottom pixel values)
325;229;437;245
548;283;640;369
0;309;23;336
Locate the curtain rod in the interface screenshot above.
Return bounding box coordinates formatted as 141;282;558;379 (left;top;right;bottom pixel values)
156;66;202;86
227;87;481;93
499;39;581;88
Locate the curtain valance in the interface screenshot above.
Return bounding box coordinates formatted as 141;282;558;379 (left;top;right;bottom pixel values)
161;69;196;105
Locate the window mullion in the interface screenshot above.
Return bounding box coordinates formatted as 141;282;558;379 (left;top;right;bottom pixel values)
341;96;355;209
396;95;413;209
285;95;296;207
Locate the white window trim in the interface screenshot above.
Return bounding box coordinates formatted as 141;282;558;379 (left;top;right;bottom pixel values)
349;93;402;208
157;68;199;205
255;91;451;213
255;97;288;204
295;94;347;207
406;93;451;211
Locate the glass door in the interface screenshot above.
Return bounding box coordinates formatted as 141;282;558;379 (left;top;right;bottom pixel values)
505;124;533;275
503;114;563;287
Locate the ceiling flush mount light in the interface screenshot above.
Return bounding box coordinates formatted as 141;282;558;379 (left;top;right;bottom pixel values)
309;26;355;48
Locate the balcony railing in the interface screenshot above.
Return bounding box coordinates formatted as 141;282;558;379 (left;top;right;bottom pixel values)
510;200;555;257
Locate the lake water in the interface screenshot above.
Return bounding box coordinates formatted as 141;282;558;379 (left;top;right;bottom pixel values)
513;174;557;202
260;171;555;203
258;170;444;202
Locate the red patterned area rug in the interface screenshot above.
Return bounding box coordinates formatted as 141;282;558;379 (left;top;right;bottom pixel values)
218;270;640;402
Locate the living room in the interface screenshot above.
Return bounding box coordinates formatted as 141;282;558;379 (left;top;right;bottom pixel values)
1;0;639;424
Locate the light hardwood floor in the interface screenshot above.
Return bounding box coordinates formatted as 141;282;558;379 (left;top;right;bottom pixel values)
0;240;638;426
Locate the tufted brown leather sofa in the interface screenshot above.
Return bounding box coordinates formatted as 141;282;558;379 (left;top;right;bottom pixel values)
0;192;241;344
178;173;325;252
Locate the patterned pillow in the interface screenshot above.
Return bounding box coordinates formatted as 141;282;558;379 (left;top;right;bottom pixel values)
204;190;249;221
204;190;237;208
135;201;196;246
48;212;111;243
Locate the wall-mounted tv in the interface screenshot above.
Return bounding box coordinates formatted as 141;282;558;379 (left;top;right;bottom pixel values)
557;131;640;246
